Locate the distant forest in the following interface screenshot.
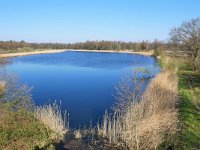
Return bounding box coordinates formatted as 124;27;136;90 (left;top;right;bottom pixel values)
0;40;170;51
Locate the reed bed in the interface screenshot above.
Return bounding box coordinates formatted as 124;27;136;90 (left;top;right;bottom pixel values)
97;58;179;149
74;129;82;139
0;81;6;96
34;101;69;138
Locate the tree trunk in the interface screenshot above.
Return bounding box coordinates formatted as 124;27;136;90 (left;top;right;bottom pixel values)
192;54;197;71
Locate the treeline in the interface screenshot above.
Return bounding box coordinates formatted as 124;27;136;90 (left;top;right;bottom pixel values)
0;40;30;50
65;40;168;51
0;40;169;51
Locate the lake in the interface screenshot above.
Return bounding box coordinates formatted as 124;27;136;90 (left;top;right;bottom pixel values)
2;51;160;128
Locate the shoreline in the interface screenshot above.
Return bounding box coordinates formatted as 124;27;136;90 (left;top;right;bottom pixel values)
0;49;153;58
0;49;67;58
68;49;153;56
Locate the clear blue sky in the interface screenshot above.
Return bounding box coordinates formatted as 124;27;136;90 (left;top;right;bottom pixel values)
0;0;199;43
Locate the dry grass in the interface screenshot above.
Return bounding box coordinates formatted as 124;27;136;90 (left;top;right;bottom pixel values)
97;58;179;149
74;129;82;139
34;101;69;139
0;81;6;96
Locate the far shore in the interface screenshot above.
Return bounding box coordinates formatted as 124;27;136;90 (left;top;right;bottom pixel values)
0;49;67;58
0;49;153;58
68;49;153;56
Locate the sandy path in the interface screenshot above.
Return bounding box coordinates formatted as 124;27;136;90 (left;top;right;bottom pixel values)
0;49;67;58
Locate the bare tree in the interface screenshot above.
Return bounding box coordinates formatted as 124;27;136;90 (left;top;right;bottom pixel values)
170;17;200;70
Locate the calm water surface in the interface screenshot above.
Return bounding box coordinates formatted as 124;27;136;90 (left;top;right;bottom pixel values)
3;51;160;128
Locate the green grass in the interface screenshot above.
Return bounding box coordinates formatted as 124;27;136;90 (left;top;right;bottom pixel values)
178;63;200;149
0;103;53;149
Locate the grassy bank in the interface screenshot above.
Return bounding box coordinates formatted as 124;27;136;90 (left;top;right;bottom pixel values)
0;101;68;149
0;76;68;149
0;104;51;149
0;81;50;149
178;62;200;149
159;56;200;149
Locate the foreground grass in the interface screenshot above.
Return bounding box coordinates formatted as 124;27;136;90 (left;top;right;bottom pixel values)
0;101;69;149
178;63;200;149
0;103;52;149
0;79;50;149
0;77;68;149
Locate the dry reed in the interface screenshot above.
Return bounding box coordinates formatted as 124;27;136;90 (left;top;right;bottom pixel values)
74;129;82;139
34;101;69;138
97;58;179;150
0;81;6;96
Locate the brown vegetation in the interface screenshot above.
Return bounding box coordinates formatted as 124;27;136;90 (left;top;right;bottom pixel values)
97;57;179;150
34;101;69;139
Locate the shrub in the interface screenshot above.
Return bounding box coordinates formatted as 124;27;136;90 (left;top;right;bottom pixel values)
153;47;165;58
0;104;50;149
0;76;51;149
0;73;69;149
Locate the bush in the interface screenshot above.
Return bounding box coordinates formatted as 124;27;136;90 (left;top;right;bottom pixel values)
0;73;51;149
0;73;68;149
153;48;165;57
0;104;50;149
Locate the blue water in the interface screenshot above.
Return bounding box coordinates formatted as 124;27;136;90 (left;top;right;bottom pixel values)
3;51;160;128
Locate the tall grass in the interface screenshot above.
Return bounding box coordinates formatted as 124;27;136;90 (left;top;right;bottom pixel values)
34;101;69;138
0;81;6;96
97;57;179;149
